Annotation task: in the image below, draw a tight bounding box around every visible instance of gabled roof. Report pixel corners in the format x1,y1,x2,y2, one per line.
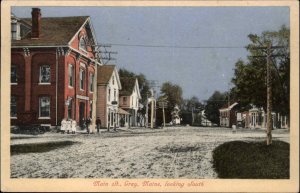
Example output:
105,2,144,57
119,77,141,98
97,65,121,88
12,16,89,47
119,77,136,96
219,102,239,111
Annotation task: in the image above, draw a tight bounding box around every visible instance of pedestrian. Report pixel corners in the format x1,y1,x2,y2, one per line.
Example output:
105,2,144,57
96,117,101,134
61,118,66,134
66,118,71,134
86,117,91,134
71,119,77,134
81,118,86,131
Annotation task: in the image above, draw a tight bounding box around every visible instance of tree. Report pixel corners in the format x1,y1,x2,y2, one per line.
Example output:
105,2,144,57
231,25,290,116
182,96,203,112
204,91,228,126
232,26,290,145
160,82,183,111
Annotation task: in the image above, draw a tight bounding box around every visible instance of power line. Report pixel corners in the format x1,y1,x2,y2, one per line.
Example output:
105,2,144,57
95,43,246,49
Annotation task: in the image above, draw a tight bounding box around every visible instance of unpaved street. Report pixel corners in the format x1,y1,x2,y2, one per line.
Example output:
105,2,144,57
10,126,289,178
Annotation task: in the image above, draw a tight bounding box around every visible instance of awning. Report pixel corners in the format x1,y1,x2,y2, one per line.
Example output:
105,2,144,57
118,108,130,115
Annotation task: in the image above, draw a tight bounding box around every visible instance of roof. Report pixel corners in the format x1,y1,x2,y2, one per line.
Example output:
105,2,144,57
97,65,115,84
219,102,239,111
118,108,130,115
12,16,89,47
119,77,136,96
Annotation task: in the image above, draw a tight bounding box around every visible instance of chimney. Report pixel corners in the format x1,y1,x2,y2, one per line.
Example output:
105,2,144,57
31,8,41,39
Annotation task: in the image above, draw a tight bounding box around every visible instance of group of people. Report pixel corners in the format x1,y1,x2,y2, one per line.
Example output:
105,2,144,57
61,117,102,134
61,119,77,134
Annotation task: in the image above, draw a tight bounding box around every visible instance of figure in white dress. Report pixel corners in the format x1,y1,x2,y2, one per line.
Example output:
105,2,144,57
71,120,77,134
66,119,71,134
61,119,66,134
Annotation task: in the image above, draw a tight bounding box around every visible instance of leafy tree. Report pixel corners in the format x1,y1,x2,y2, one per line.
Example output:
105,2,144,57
160,81,183,111
182,96,203,112
204,91,228,126
231,25,290,116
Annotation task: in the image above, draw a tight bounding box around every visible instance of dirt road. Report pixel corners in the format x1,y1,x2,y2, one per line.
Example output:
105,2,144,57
10,126,289,178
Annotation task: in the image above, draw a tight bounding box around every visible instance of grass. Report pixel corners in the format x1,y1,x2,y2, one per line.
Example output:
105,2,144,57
11,141,78,155
212,140,289,179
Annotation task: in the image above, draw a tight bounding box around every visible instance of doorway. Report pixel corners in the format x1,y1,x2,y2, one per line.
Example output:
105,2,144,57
79,102,85,128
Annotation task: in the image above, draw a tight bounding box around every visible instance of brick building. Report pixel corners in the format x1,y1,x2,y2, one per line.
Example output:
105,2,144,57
11,8,101,131
219,102,239,128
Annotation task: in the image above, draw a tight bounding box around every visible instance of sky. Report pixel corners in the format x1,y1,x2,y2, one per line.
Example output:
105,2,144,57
11,6,290,101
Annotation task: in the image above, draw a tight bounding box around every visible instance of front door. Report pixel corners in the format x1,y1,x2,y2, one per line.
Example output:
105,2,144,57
79,102,85,128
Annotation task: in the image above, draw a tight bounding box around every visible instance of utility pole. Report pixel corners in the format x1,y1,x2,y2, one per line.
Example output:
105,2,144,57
162,102,166,128
250,43,285,145
150,96,154,129
145,92,148,128
266,43,272,145
191,106,194,126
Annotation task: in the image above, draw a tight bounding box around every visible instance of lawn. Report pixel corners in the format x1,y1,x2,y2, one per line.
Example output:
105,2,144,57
212,140,289,179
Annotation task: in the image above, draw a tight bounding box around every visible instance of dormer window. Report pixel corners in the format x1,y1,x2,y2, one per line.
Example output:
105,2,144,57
79,37,87,52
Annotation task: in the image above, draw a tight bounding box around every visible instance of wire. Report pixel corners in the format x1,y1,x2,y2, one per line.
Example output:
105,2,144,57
97,43,246,49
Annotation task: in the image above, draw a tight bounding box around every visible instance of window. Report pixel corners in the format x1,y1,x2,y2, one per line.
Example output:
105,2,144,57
114,89,116,101
11,96,17,118
80,68,85,90
11,65,17,83
123,97,127,104
108,88,111,101
40,65,50,83
68,99,73,119
112,75,115,85
39,97,50,118
90,73,94,92
79,37,87,51
68,64,74,87
11,22,19,40
132,97,134,106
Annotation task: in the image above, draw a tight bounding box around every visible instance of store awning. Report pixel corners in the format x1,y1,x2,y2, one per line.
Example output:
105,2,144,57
118,108,130,115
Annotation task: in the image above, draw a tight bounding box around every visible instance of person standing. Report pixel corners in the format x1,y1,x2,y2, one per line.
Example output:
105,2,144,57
96,117,101,134
61,119,66,134
86,117,91,134
71,119,77,134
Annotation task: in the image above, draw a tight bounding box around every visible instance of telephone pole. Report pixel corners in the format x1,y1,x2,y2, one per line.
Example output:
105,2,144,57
266,43,272,145
250,43,285,145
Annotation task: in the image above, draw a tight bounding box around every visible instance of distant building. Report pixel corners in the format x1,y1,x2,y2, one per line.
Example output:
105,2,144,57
119,77,141,127
200,110,212,126
10,8,100,130
96,65,124,129
244,106,289,129
219,102,239,128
